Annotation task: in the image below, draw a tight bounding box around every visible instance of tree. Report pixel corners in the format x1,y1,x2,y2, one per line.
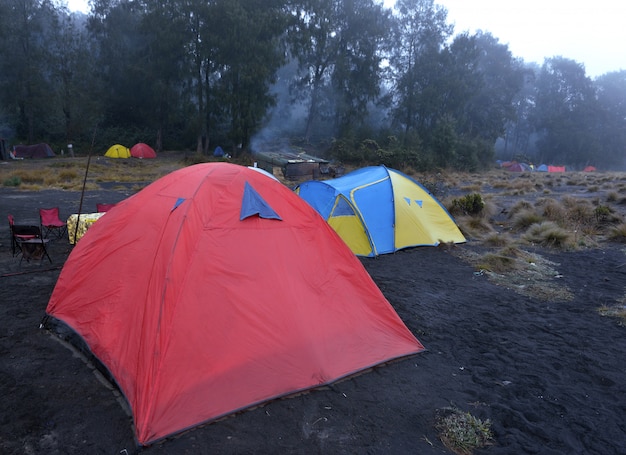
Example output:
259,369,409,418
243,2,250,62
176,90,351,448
388,0,452,149
500,63,539,159
136,0,191,151
48,8,98,144
88,1,148,133
288,0,390,143
594,70,626,169
532,57,601,168
330,0,390,137
210,0,289,152
461,32,524,144
0,0,58,142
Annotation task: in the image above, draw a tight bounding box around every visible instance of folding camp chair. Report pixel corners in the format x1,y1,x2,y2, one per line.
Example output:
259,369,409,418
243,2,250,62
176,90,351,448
39,207,68,240
8,215,52,265
96,203,116,213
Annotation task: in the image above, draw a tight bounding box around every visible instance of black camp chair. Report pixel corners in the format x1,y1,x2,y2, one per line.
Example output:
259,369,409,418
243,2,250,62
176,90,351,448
8,214,52,265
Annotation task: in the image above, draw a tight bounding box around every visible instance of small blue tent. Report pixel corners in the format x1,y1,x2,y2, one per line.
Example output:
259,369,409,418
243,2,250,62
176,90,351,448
294,166,465,257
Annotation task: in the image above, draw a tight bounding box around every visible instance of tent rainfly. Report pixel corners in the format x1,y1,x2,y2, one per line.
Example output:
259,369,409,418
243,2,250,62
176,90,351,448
13,143,55,158
294,165,466,257
44,162,424,446
130,142,156,159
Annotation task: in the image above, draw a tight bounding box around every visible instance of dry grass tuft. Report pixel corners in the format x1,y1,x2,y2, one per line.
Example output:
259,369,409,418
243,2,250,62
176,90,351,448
598,304,626,326
476,252,520,274
537,198,567,223
523,221,574,249
608,223,626,243
456,247,573,301
511,210,544,231
456,215,495,241
507,199,533,217
562,196,595,226
481,233,515,248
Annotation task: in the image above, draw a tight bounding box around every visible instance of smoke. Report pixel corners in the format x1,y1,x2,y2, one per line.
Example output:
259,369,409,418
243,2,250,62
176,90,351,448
250,60,308,154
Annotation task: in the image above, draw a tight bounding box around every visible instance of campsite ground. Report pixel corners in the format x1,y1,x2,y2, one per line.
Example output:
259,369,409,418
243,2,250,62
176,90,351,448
1,154,625,454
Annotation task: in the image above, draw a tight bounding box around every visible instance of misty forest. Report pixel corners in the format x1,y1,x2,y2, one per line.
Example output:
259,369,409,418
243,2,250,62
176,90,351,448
2,0,626,171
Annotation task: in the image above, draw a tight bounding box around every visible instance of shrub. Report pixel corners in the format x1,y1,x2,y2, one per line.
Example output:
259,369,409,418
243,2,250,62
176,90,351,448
436,408,493,455
450,193,485,216
3,175,21,187
594,205,612,223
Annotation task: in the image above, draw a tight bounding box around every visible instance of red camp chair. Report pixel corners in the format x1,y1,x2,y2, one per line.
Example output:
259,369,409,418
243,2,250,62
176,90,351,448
39,207,67,240
8,214,52,265
96,203,116,213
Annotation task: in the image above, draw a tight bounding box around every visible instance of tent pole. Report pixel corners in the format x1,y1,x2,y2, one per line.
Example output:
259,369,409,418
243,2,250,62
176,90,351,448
73,127,97,244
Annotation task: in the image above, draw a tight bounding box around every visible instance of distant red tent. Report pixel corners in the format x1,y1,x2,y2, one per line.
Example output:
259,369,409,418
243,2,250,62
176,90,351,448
503,161,524,172
548,165,566,172
13,143,55,159
583,166,597,172
130,142,156,159
45,162,424,446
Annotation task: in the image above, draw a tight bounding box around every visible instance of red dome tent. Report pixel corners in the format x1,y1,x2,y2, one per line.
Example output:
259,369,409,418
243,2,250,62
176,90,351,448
130,142,156,159
45,163,423,446
13,143,55,158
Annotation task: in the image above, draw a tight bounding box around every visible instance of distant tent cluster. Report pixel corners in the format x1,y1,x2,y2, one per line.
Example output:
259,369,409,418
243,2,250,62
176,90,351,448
499,161,566,172
499,161,597,173
536,164,566,172
105,143,156,159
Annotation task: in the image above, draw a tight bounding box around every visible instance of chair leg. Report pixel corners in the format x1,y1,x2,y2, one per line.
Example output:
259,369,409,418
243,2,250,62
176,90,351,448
42,242,52,264
16,240,52,266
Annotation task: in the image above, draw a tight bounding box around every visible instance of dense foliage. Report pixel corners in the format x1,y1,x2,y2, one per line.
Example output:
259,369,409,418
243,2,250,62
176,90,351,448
1,0,625,171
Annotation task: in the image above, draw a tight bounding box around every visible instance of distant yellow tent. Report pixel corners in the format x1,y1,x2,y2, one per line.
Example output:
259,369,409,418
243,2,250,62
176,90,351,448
105,144,131,158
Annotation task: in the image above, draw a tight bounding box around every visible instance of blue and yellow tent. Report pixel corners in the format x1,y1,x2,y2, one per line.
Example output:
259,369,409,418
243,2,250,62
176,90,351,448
295,165,465,257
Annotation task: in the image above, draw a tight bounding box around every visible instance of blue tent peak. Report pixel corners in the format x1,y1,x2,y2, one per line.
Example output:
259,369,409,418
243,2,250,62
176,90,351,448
171,198,185,211
240,182,282,221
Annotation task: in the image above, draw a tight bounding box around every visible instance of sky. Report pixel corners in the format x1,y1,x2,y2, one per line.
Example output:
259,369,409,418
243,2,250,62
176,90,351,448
432,0,625,78
66,0,625,78
66,0,89,14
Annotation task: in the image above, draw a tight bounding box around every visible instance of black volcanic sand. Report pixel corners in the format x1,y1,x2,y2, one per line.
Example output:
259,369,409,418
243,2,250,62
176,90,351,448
1,187,625,455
